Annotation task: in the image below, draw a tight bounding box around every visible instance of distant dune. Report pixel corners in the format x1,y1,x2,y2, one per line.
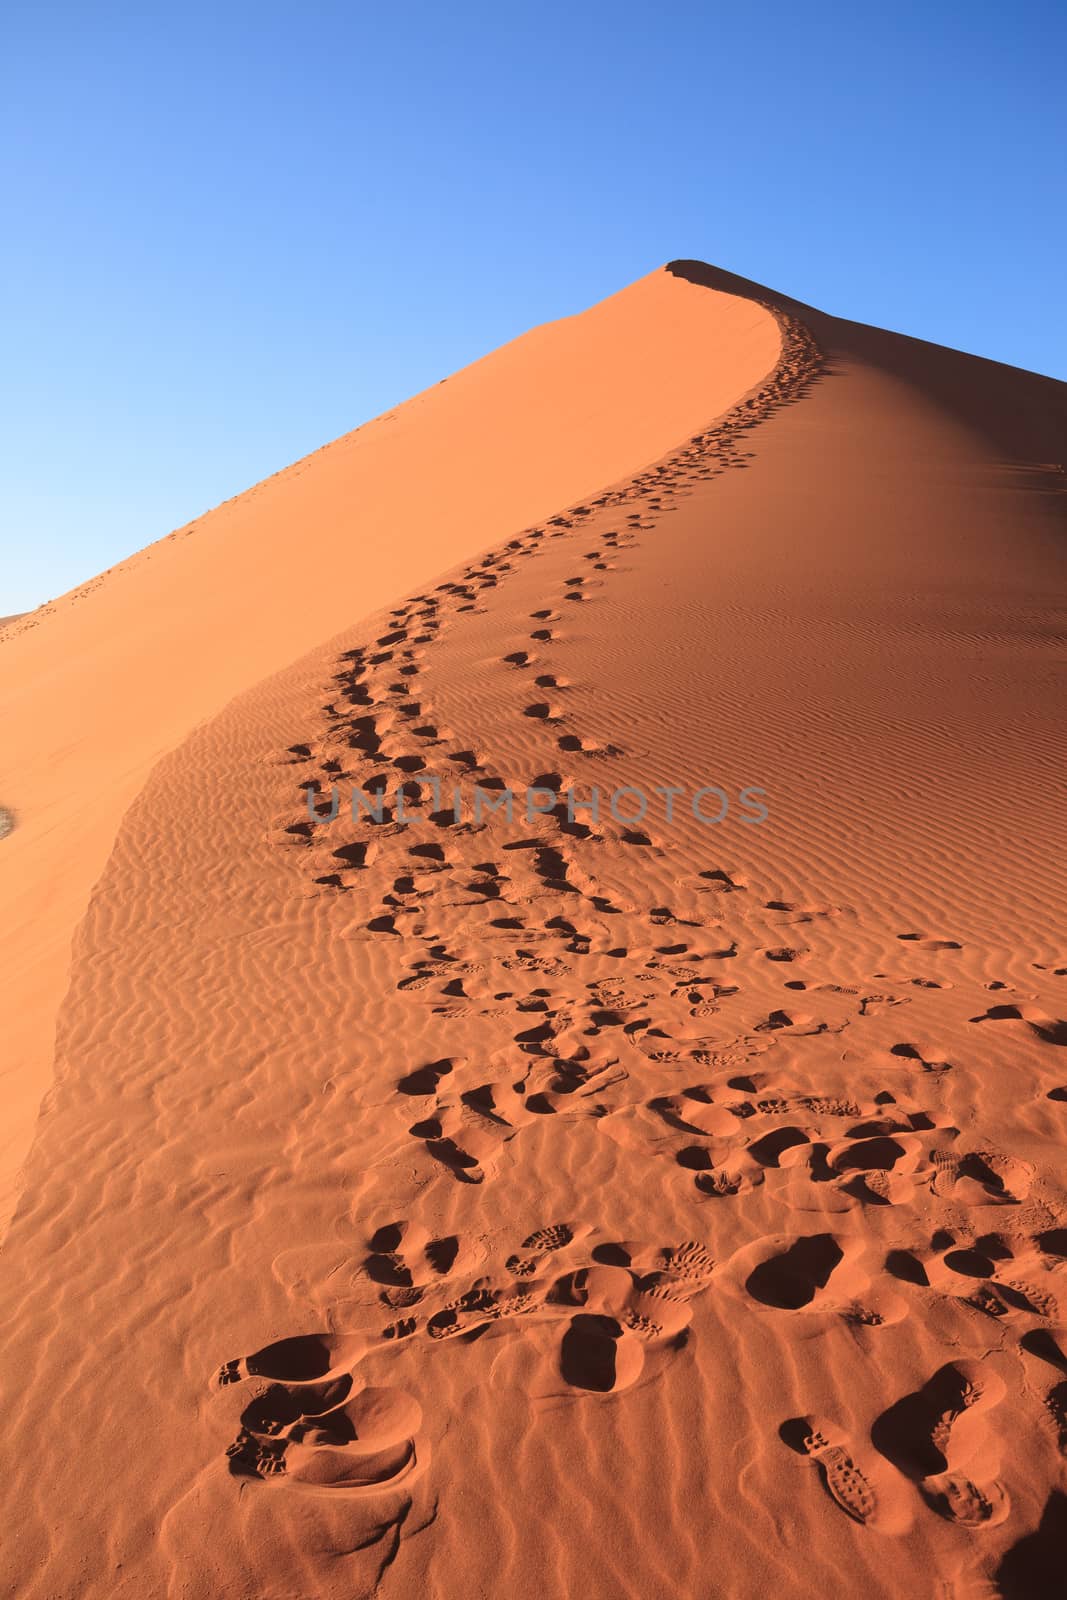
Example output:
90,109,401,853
1,263,1065,1600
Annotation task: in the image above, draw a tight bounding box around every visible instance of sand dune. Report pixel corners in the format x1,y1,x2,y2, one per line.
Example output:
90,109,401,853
1,262,1066,1599
0,269,779,1231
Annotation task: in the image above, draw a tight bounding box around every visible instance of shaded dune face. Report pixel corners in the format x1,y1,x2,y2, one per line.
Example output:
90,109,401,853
2,263,1066,1600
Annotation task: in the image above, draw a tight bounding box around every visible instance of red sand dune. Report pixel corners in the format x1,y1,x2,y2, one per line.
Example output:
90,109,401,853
1,263,1066,1599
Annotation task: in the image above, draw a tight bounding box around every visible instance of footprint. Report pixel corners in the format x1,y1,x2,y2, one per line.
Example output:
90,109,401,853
1045,1381,1067,1451
396,1058,456,1095
921,1472,1009,1527
930,1148,1034,1206
782,1417,878,1525
969,1005,1067,1048
560,1314,644,1393
506,1222,577,1276
229,1384,427,1496
427,1283,536,1340
826,1129,922,1205
896,933,963,951
888,1041,954,1073
754,1009,830,1035
872,1360,1006,1481
362,1219,465,1291
218,1332,365,1389
745,1234,844,1310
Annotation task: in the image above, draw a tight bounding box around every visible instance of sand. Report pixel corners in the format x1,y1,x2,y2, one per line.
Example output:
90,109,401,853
1,262,1065,1599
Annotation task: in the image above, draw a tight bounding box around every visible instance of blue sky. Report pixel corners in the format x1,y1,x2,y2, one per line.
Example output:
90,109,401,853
3,2,1065,615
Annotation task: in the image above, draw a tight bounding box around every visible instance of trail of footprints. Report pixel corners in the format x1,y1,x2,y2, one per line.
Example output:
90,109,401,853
225,305,1067,1562
280,301,824,866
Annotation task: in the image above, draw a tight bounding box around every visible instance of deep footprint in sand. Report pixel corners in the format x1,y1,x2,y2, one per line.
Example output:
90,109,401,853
920,1472,1009,1528
871,1359,1006,1483
929,1147,1034,1206
745,1234,846,1310
228,1383,428,1496
969,1004,1067,1048
560,1313,645,1393
362,1218,475,1299
218,1331,367,1390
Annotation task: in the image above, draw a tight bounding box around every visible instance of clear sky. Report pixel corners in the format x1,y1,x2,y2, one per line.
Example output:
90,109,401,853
3,2,1065,615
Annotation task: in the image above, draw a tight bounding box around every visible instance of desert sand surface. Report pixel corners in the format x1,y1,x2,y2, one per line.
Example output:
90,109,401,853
2,262,1066,1599
0,266,775,1234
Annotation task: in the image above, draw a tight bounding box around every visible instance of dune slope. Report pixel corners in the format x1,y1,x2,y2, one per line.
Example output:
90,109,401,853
2,264,1066,1600
0,268,779,1230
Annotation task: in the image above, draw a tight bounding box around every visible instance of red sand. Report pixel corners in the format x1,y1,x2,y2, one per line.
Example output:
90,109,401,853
1,263,1066,1598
